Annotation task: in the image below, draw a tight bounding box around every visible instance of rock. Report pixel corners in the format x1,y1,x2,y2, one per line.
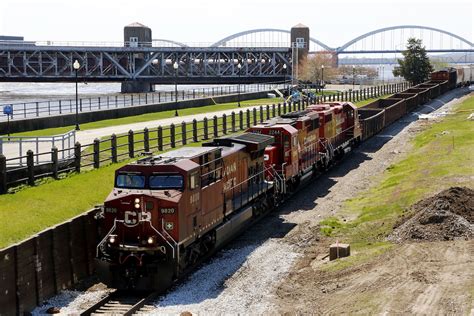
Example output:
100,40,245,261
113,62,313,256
46,307,60,314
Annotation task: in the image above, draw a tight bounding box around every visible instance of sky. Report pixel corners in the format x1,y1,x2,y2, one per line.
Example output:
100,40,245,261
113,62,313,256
0,0,472,47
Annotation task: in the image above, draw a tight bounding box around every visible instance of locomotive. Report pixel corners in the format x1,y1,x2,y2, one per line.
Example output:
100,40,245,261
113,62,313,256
95,101,362,290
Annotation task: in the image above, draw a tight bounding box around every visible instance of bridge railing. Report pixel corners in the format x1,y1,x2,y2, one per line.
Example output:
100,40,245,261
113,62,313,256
0,83,282,121
0,39,292,48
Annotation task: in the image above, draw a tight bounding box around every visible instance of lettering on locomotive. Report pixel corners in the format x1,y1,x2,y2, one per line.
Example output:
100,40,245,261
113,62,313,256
160,208,176,214
124,210,152,226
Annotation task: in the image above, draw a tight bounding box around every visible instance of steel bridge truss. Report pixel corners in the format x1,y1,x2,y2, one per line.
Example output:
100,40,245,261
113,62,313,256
0,46,292,84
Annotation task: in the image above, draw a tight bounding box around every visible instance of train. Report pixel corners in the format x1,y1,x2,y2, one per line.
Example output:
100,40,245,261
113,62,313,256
95,74,460,290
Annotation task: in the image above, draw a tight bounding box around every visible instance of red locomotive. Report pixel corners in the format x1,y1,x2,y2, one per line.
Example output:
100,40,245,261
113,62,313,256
96,101,362,290
96,133,274,289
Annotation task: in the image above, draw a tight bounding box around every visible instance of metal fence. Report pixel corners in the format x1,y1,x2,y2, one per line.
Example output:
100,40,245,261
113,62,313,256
0,82,410,194
0,83,283,121
0,130,76,165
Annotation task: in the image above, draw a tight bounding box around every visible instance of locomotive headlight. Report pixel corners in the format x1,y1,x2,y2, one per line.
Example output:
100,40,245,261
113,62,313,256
108,236,116,244
147,236,154,245
134,198,140,203
134,203,140,209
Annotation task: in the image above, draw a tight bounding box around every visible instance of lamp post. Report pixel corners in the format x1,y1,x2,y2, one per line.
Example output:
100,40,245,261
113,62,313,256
352,65,355,91
283,63,288,97
321,65,325,100
382,66,385,85
237,63,242,107
73,60,80,131
173,61,179,116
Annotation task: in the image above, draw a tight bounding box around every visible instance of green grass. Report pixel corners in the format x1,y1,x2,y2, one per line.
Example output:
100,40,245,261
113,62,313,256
9,97,284,137
320,95,474,269
355,94,392,107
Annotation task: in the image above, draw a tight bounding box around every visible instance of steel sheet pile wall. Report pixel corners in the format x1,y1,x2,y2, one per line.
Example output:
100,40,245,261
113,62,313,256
0,210,99,315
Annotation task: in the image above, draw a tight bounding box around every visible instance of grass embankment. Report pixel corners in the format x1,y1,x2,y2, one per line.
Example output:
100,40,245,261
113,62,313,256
354,94,392,107
0,93,394,248
319,95,474,271
11,97,284,137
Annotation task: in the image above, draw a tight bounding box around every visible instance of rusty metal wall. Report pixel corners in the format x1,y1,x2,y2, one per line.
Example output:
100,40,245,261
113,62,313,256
0,209,99,316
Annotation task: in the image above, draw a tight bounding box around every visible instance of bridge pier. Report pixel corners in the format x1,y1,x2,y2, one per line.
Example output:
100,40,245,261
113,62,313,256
121,82,155,93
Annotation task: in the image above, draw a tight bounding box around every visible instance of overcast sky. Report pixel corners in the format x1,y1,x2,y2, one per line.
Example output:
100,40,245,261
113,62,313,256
0,0,472,47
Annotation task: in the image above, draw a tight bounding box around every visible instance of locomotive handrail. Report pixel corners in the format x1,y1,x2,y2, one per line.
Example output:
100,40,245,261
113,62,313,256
96,219,119,258
160,219,178,258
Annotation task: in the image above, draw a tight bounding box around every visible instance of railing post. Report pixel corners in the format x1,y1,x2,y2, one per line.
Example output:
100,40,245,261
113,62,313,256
266,105,270,120
111,134,118,163
272,104,276,117
59,100,62,114
259,106,264,123
170,124,176,148
157,126,163,151
0,155,7,194
213,115,218,137
239,110,244,130
74,142,81,173
222,114,227,134
246,109,251,128
36,102,39,117
181,122,187,145
51,147,58,179
192,119,198,142
231,112,236,132
144,127,150,152
93,139,100,169
253,108,257,125
128,130,135,158
278,103,281,116
283,102,287,114
297,101,301,111
203,118,209,140
27,150,35,186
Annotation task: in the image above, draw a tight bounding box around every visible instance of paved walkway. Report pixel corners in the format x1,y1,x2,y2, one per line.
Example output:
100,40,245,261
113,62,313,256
0,103,269,161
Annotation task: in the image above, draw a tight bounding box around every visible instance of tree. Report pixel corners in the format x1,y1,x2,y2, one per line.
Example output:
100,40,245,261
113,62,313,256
298,54,337,84
393,38,433,84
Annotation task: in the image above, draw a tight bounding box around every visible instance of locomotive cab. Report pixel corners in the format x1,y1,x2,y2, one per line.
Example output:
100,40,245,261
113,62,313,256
247,124,299,180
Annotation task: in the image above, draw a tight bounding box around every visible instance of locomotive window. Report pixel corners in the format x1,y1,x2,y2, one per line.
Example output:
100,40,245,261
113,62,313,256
116,174,145,189
150,174,183,190
189,172,199,190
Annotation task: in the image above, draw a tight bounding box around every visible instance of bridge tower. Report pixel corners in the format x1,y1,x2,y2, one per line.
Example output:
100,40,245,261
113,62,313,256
290,23,309,82
121,22,154,93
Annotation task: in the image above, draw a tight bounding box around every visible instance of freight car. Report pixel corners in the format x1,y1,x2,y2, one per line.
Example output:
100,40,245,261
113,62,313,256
95,77,458,291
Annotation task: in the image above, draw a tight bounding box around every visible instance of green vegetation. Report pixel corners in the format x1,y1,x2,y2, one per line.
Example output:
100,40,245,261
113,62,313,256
354,94,392,107
321,95,474,270
11,97,284,137
393,37,434,85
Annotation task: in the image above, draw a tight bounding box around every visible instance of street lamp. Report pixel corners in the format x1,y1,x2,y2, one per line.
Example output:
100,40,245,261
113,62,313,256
283,64,288,97
237,63,242,107
382,66,385,85
173,61,179,116
352,65,355,91
321,65,325,100
73,60,81,131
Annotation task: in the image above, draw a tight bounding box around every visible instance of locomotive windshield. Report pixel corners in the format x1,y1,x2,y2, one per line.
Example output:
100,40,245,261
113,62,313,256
116,173,145,189
150,174,184,190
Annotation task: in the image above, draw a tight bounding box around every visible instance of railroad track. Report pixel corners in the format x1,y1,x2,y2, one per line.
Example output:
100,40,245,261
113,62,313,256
81,290,158,316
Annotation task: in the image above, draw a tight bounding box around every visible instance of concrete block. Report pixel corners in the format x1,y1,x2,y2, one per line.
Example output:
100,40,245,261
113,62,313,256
329,243,350,261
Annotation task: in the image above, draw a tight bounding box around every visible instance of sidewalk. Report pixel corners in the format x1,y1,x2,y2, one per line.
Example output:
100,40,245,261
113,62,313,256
1,104,267,160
